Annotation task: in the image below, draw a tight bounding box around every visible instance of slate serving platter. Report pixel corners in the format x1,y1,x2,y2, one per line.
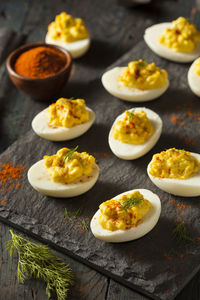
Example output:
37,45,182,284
0,40,200,300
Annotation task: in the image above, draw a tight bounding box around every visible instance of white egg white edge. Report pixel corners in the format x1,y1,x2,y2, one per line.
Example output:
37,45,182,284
144,23,200,63
27,159,99,198
147,152,200,196
32,107,95,141
45,33,90,58
108,107,162,160
188,58,200,97
101,67,169,102
90,188,161,243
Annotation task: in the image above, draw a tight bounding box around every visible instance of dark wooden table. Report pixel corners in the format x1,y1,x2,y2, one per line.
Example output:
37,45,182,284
0,0,200,299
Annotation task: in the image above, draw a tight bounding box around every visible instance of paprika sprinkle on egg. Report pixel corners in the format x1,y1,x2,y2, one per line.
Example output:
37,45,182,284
14,46,67,79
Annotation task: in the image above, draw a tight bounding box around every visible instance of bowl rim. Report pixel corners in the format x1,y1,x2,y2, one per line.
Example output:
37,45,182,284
6,42,72,81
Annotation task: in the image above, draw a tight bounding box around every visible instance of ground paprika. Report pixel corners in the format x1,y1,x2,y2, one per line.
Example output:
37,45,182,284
14,46,66,79
0,162,27,192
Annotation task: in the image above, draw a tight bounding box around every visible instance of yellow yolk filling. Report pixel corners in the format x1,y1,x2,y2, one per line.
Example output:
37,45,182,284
119,60,167,90
99,191,151,231
194,58,200,76
159,17,200,53
44,147,95,184
149,148,200,179
48,12,89,43
112,110,154,144
47,98,89,128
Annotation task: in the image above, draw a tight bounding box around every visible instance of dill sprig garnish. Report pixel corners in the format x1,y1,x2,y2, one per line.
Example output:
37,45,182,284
120,195,142,213
64,146,78,162
7,230,73,300
74,207,83,217
63,206,83,220
136,60,147,67
81,219,89,231
60,97,75,106
63,208,72,221
61,97,74,104
66,97,74,102
62,207,88,233
172,221,195,246
127,109,135,120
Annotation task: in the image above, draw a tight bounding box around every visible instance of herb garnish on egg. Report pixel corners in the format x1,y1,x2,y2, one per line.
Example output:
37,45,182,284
28,147,99,197
127,109,135,120
64,145,78,162
144,17,200,63
90,189,161,243
101,59,169,102
108,108,162,160
45,12,90,58
147,148,200,196
61,97,74,104
120,194,143,212
32,97,95,141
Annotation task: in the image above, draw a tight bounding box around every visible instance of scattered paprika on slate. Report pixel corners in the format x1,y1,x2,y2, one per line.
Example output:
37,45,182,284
14,46,66,79
0,162,27,192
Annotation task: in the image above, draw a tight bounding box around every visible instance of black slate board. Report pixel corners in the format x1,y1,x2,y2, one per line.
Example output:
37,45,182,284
0,41,200,300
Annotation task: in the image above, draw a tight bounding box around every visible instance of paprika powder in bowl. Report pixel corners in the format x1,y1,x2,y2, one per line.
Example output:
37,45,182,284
6,42,72,101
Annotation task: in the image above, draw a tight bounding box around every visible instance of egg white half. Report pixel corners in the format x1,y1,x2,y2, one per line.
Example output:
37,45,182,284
144,23,200,63
45,33,90,58
147,152,200,196
90,188,161,243
188,58,200,97
108,107,162,160
32,107,95,141
101,67,169,102
28,159,99,198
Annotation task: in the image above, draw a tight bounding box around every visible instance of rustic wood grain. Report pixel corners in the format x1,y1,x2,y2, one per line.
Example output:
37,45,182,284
0,223,108,300
108,279,149,300
0,0,200,299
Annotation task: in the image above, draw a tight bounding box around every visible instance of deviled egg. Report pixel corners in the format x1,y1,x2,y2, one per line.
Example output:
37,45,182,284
28,147,99,198
102,59,169,102
45,12,90,58
147,148,200,196
90,189,161,243
109,107,162,160
144,17,200,63
32,97,95,141
188,57,200,97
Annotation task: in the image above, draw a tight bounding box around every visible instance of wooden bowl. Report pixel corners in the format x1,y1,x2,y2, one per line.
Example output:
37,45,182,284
6,42,72,101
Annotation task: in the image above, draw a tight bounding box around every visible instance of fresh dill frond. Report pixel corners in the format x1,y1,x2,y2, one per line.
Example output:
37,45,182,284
7,230,73,300
127,109,135,120
81,219,88,232
61,97,74,104
185,17,191,22
63,208,72,221
136,60,147,67
120,195,142,213
67,97,74,101
74,207,83,217
172,221,195,246
64,146,78,162
66,97,74,102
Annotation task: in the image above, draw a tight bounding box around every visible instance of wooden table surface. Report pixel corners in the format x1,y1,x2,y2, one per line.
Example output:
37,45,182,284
0,0,200,299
